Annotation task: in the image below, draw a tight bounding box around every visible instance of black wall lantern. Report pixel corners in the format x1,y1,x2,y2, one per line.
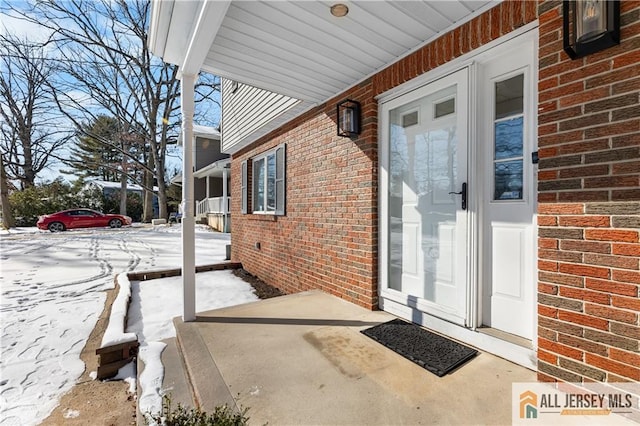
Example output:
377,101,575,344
563,0,620,59
337,99,361,138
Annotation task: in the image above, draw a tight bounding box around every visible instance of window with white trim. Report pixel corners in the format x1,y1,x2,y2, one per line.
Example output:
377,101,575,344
241,144,286,215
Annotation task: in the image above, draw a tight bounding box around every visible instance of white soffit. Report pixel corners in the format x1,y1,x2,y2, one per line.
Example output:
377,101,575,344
152,0,495,104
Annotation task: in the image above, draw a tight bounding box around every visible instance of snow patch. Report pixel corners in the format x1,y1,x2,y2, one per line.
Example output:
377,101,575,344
63,409,80,419
100,273,138,348
112,361,137,394
138,342,167,419
1,226,237,425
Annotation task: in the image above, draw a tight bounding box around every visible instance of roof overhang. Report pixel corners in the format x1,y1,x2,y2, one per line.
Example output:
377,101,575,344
172,158,231,184
193,158,231,179
150,0,495,150
177,124,220,146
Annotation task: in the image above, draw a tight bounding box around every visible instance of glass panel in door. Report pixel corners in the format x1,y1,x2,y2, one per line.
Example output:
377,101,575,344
387,70,468,324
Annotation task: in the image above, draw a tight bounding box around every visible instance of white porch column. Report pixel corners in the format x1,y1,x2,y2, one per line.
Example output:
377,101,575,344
206,175,211,199
181,73,196,322
222,166,229,232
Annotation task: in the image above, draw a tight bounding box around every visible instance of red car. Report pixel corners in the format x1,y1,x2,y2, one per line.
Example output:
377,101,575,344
37,209,132,232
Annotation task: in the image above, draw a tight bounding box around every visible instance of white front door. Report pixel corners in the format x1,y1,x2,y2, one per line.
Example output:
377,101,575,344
478,41,536,340
384,69,469,326
380,31,537,344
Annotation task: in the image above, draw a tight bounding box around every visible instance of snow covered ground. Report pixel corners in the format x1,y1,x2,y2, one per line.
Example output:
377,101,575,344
0,224,258,426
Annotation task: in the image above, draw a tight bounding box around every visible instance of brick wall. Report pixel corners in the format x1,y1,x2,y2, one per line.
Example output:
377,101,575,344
536,1,640,382
230,0,537,310
230,83,379,309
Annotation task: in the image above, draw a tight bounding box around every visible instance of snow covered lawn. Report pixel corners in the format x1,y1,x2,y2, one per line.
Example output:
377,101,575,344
0,224,258,426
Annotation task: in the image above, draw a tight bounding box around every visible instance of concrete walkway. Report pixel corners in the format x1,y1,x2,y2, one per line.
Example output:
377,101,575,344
171,290,536,425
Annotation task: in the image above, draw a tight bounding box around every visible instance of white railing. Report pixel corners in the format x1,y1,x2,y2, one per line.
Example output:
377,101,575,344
196,196,230,216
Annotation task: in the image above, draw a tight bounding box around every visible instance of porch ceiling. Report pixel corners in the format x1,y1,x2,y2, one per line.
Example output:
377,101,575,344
150,0,495,104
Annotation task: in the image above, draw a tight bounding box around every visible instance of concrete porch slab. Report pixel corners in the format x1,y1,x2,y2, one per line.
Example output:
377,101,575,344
173,290,536,425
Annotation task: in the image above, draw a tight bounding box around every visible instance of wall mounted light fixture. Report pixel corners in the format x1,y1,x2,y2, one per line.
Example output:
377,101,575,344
563,0,620,59
337,99,361,138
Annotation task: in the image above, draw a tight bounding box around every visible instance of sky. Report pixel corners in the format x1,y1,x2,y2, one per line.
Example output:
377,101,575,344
0,224,259,425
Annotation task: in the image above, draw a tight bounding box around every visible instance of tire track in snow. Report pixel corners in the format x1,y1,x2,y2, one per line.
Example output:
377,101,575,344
118,237,141,271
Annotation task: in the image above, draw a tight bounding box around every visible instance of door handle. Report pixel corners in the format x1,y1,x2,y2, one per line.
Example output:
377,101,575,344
448,182,467,210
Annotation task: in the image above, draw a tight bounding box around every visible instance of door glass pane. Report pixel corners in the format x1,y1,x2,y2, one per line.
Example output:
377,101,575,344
495,74,523,119
494,160,523,200
389,120,406,292
402,111,418,128
434,98,455,118
388,84,458,300
494,117,523,160
493,73,524,201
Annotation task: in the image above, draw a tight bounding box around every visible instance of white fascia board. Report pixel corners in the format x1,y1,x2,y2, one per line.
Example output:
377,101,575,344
177,124,220,145
193,125,220,139
181,0,231,76
193,158,231,178
163,1,202,67
148,0,174,58
170,174,183,185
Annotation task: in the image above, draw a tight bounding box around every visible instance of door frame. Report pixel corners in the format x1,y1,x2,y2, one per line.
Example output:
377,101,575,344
377,22,539,369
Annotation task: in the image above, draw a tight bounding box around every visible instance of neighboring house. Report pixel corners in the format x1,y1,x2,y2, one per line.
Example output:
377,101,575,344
84,180,159,218
171,125,231,232
150,1,640,384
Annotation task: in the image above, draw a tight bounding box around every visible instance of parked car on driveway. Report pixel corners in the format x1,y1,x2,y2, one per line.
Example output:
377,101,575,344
168,212,182,223
37,209,132,232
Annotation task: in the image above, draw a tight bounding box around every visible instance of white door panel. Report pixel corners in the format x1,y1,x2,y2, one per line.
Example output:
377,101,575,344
479,40,536,340
492,225,525,299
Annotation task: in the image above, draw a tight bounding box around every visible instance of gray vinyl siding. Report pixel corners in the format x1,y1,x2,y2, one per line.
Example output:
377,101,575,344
221,78,301,153
194,136,226,171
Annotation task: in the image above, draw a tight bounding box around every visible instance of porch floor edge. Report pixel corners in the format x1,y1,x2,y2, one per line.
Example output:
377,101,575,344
172,316,238,414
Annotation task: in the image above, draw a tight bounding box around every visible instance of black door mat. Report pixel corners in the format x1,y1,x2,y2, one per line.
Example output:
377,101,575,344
361,318,478,377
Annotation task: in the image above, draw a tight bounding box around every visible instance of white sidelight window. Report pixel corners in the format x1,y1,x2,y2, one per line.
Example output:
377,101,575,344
242,144,286,215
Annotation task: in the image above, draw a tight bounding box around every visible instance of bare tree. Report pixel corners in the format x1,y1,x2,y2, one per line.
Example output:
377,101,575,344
9,0,220,221
1,154,16,229
0,33,68,189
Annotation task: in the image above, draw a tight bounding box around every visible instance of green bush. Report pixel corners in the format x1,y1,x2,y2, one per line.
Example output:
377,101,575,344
9,179,86,226
145,395,249,426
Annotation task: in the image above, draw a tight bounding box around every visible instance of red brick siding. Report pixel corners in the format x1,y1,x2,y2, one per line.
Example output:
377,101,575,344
231,94,379,309
537,1,640,382
231,0,538,309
